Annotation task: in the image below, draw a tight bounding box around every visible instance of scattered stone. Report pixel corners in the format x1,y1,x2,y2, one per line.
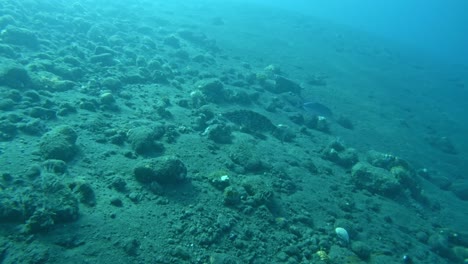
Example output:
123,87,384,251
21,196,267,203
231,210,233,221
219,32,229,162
203,124,232,144
29,107,57,120
209,253,241,264
0,121,16,141
164,35,181,48
265,76,301,94
39,125,78,161
351,162,401,197
89,53,115,66
0,98,15,110
99,92,115,105
110,197,123,207
224,109,276,133
197,78,225,103
351,241,371,260
367,150,410,170
101,77,122,91
0,59,30,89
451,180,468,201
322,141,359,168
127,125,165,155
428,233,451,258
207,171,231,190
18,118,46,135
72,182,96,206
42,159,67,174
426,136,457,154
305,115,330,132
122,238,140,256
223,186,242,206
0,25,38,48
134,156,187,184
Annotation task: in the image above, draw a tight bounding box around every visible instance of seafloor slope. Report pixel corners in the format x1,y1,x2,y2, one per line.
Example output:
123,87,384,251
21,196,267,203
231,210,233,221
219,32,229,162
0,1,467,263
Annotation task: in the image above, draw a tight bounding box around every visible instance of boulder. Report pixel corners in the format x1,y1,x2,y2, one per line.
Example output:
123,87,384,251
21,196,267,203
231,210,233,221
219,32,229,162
351,162,401,197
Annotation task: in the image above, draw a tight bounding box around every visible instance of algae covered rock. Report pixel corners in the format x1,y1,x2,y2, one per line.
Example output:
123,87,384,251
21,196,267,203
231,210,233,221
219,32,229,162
134,156,187,184
268,75,302,94
241,176,275,209
0,25,39,48
365,150,423,200
223,109,276,133
197,78,225,103
39,125,78,161
0,59,31,89
127,125,165,155
366,150,410,170
322,140,358,168
351,162,401,197
0,172,79,233
203,123,232,144
451,180,468,201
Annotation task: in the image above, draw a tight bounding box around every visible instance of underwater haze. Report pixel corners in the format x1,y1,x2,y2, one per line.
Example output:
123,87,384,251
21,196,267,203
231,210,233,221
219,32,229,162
255,0,468,65
0,0,467,263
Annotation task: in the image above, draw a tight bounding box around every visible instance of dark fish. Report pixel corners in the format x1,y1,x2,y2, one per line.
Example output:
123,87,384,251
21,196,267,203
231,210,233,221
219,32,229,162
302,102,333,117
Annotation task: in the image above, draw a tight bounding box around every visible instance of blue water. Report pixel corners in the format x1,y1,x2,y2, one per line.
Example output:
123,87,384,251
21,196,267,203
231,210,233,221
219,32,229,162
254,0,468,65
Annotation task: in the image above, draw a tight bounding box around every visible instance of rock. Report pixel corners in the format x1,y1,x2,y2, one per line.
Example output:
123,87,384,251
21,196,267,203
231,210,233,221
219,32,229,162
0,98,15,110
0,25,39,48
89,53,114,66
207,171,231,190
24,208,55,233
110,197,123,207
197,78,225,103
25,173,79,232
0,59,30,89
351,241,371,260
0,121,16,141
29,107,57,120
351,162,401,197
122,238,140,256
451,180,468,200
133,156,187,184
101,77,122,91
203,124,232,144
39,125,78,161
52,80,75,91
209,253,241,264
366,150,411,170
267,76,301,94
223,186,242,206
99,92,115,105
223,109,276,133
163,35,181,48
242,176,275,208
127,125,165,155
0,15,16,29
42,159,67,174
428,233,451,258
18,118,46,136
305,115,330,133
426,136,457,154
322,141,359,168
73,182,96,206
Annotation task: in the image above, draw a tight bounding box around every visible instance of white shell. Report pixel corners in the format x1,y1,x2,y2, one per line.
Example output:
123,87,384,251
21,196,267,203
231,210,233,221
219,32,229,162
335,227,349,244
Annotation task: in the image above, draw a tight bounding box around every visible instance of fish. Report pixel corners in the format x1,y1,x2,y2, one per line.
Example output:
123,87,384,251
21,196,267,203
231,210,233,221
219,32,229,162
302,101,333,118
